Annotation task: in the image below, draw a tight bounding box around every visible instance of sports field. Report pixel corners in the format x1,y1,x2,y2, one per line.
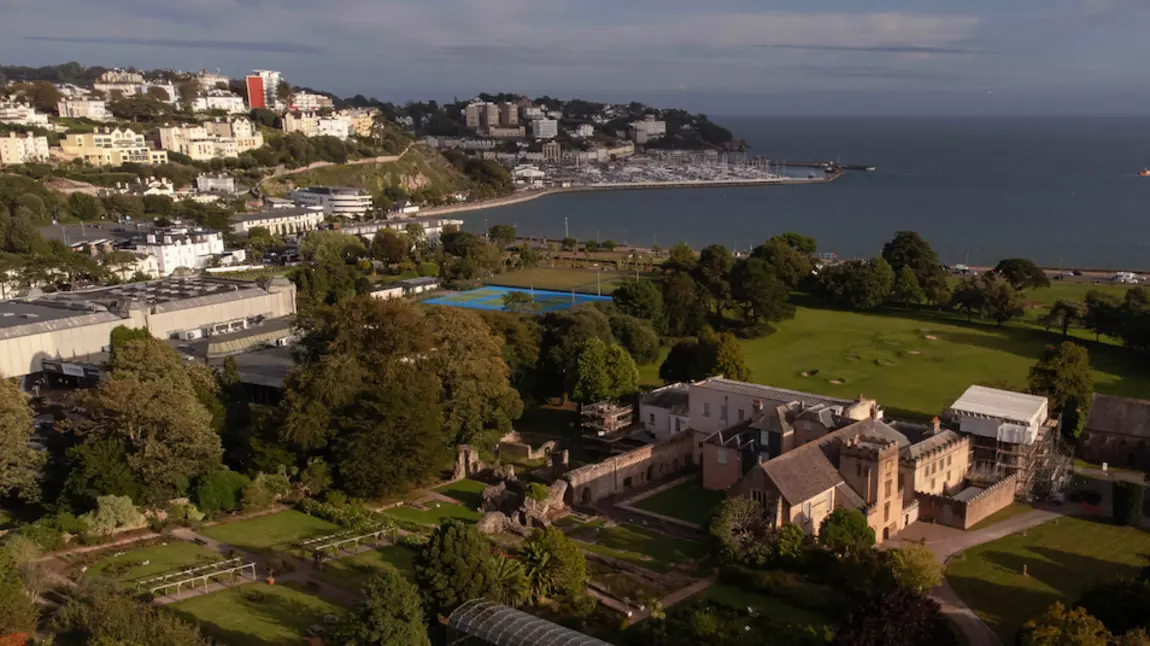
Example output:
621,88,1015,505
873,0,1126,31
424,285,612,313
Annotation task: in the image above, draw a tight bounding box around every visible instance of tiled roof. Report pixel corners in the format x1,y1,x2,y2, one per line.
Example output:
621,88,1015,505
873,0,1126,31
1085,394,1150,439
903,430,964,461
763,447,844,506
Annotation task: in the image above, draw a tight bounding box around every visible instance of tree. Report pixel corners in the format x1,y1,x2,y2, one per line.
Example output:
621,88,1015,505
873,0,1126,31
887,541,942,592
502,291,538,315
488,224,517,248
694,244,735,316
415,520,498,616
371,229,409,266
572,338,636,404
67,192,105,221
708,497,771,564
752,237,813,288
818,509,875,555
608,313,661,365
51,585,210,645
537,305,615,398
1112,481,1145,526
300,230,365,264
950,273,1025,325
1043,300,1086,337
521,526,586,600
1018,602,1111,646
881,231,946,289
817,258,894,310
82,495,145,535
833,586,956,646
605,342,640,400
194,469,251,514
662,271,709,337
0,375,42,502
891,266,924,306
489,555,529,607
702,326,752,382
777,232,817,255
335,569,430,645
0,546,36,638
612,278,664,328
1028,342,1094,438
730,257,794,330
478,311,542,393
561,237,577,251
1083,290,1124,341
995,258,1051,290
659,340,708,384
12,80,61,113
665,242,697,273
1079,577,1150,637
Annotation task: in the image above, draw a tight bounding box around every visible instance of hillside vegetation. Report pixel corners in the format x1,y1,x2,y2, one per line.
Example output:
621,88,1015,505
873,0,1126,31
261,145,472,199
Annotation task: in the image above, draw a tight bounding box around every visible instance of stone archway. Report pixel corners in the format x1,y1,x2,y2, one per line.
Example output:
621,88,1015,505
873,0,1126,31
581,487,592,505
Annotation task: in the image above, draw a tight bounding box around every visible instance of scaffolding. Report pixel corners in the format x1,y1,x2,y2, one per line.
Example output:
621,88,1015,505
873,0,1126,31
581,402,633,438
969,418,1072,499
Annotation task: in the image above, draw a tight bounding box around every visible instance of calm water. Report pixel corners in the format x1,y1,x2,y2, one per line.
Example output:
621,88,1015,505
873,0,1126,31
460,117,1150,269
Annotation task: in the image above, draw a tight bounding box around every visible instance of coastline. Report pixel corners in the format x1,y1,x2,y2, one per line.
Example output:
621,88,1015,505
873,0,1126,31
419,173,840,217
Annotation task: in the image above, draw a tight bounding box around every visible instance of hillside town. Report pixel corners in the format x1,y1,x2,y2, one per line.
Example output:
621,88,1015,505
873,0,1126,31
0,62,1147,646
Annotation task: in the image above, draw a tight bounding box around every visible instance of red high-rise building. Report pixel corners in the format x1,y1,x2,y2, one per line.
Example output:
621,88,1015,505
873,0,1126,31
245,75,266,109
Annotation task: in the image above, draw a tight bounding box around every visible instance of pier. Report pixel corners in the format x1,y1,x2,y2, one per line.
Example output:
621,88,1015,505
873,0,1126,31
785,161,876,172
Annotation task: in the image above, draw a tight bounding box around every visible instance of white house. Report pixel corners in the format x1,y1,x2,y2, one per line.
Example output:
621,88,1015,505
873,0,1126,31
192,91,247,115
370,284,405,300
231,207,325,236
290,186,371,218
0,101,49,127
530,119,558,140
291,92,335,111
57,98,109,121
196,174,237,195
0,132,50,165
133,228,226,276
283,112,352,140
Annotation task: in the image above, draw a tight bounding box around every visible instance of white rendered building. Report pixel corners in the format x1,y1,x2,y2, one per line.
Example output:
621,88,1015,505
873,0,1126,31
133,228,226,275
0,132,50,165
231,207,325,235
0,101,49,127
530,119,558,140
289,186,371,217
192,91,247,114
57,98,109,121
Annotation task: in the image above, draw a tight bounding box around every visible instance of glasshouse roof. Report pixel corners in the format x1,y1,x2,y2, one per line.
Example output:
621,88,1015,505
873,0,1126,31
446,599,614,646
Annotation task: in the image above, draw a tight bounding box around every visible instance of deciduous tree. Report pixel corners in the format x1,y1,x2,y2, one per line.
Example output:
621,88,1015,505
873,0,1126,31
694,244,735,316
612,278,665,328
1042,300,1086,337
887,541,942,592
731,257,795,329
0,375,42,503
1018,602,1111,646
415,520,498,616
751,237,813,288
833,586,955,646
995,258,1051,290
818,509,875,555
662,271,709,337
881,231,946,290
891,266,924,306
708,497,771,563
1028,342,1094,438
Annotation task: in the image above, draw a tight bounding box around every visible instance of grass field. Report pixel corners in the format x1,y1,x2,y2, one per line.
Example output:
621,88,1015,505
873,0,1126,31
631,480,727,526
432,479,487,509
486,267,638,295
704,583,832,629
318,544,419,593
946,517,1150,642
86,541,221,583
570,520,709,573
172,582,342,646
382,500,482,526
426,285,612,313
640,306,1150,419
200,511,340,554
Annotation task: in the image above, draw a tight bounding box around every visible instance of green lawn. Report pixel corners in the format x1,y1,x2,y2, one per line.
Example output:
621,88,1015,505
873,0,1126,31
704,583,831,629
631,480,727,526
86,541,222,583
200,511,340,554
171,582,343,646
433,479,487,510
573,522,708,573
946,517,1150,642
639,306,1150,419
487,267,631,294
382,500,482,526
318,544,419,593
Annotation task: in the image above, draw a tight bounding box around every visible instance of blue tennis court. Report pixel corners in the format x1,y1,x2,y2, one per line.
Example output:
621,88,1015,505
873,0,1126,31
424,285,612,313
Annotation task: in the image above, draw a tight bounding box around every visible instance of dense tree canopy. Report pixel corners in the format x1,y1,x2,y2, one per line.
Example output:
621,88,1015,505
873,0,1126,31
881,231,946,290
612,278,665,329
336,569,431,646
819,509,875,555
833,586,956,646
0,376,42,503
415,520,498,616
1018,602,1111,646
1028,342,1094,438
817,258,894,310
751,237,813,288
995,258,1051,290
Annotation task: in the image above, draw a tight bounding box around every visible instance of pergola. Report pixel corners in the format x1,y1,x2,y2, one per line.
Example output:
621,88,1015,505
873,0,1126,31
446,599,613,646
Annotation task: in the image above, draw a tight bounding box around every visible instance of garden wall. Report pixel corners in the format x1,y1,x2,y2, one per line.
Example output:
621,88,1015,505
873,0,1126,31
563,431,696,506
915,474,1017,530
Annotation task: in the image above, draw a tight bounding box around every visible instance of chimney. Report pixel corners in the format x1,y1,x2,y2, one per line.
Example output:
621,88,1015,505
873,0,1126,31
931,416,941,434
857,394,865,403
870,404,878,420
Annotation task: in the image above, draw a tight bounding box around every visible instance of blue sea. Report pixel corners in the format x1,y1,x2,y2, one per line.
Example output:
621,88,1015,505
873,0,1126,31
460,117,1150,269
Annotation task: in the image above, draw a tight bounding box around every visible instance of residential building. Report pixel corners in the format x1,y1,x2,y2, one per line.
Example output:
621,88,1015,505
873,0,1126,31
397,276,440,295
465,102,499,130
486,126,525,139
196,70,230,91
0,101,49,127
521,106,544,121
946,385,1069,495
1078,394,1150,471
338,217,463,244
289,186,371,217
54,84,91,99
542,141,562,163
97,69,145,85
573,123,595,138
204,117,263,152
0,132,50,165
512,165,546,185
118,177,176,198
370,284,404,300
60,128,169,166
631,115,667,144
191,91,247,114
530,119,558,140
92,73,176,102
282,112,352,140
639,384,691,440
339,108,378,137
291,92,335,111
245,70,281,110
499,102,518,126
196,174,237,194
132,227,226,275
57,98,109,121
0,276,297,384
231,207,325,236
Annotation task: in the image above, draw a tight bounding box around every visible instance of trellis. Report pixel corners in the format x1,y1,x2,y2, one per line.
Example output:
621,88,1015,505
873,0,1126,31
133,557,244,591
306,526,395,560
146,561,258,597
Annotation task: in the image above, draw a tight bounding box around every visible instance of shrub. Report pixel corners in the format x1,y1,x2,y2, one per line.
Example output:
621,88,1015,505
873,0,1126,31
401,533,429,549
526,483,551,502
81,496,145,536
297,498,393,532
719,564,842,613
1113,482,1145,526
195,469,251,514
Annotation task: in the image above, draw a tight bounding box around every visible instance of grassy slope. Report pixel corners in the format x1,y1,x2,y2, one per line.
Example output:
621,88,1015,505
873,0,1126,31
261,145,471,198
199,511,339,553
171,582,342,646
947,517,1150,642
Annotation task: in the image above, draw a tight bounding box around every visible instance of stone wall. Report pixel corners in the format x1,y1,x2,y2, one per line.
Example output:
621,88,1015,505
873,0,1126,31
915,474,1018,530
563,431,696,506
498,431,558,462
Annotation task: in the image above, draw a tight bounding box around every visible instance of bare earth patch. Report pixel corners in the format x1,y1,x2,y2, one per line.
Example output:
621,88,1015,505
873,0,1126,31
800,369,820,377
907,350,921,355
829,378,846,385
924,334,938,340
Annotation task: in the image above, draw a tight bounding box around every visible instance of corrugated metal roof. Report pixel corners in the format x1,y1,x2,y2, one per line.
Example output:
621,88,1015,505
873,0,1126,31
949,385,1047,424
693,378,854,408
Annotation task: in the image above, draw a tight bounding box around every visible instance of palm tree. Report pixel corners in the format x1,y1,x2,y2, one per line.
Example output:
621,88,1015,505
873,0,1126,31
489,555,529,608
519,542,556,601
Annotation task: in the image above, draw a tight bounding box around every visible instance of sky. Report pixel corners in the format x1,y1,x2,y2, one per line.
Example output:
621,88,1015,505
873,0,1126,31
3,0,1150,115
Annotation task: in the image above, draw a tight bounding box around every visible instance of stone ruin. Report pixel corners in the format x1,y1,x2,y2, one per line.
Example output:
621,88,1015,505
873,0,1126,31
452,444,484,481
476,479,570,536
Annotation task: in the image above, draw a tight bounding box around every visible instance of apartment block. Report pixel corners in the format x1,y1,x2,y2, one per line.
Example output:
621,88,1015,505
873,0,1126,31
530,119,558,140
283,112,352,140
291,92,335,111
60,128,169,166
0,132,50,165
192,91,247,114
499,102,519,126
158,118,263,161
57,98,110,121
0,101,49,127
